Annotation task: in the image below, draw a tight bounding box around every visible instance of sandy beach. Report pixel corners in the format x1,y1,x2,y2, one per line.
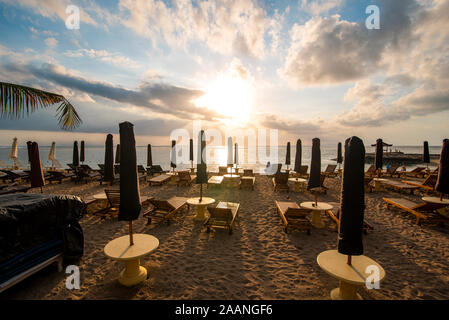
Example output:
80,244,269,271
1,173,448,300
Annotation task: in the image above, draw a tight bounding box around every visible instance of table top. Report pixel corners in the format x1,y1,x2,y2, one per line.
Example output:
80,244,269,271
289,178,307,183
373,178,387,181
166,171,177,176
187,197,215,206
93,192,107,200
317,250,385,286
223,174,240,179
301,201,333,211
104,234,159,261
422,196,449,205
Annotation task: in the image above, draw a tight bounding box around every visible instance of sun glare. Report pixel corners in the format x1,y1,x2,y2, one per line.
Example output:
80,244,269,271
195,74,253,123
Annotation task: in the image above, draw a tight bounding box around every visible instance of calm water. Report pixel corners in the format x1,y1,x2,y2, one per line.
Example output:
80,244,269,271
0,144,440,173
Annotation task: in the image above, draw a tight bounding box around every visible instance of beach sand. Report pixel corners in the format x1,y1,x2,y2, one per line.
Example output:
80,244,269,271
1,174,449,300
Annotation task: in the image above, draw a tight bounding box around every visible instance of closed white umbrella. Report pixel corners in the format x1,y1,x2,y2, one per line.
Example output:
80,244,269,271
9,137,18,168
234,143,239,166
48,142,57,168
227,137,233,176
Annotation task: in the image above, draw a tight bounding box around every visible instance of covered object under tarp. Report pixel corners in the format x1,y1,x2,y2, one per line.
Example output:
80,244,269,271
0,193,85,285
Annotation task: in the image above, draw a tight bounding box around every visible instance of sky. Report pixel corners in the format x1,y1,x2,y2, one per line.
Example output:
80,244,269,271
0,0,448,147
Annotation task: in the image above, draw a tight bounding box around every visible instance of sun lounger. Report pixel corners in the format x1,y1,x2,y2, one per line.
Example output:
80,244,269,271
322,164,337,177
402,174,437,192
240,176,255,190
0,185,31,195
364,177,373,193
218,166,228,175
148,173,171,186
383,165,400,178
96,189,152,219
377,179,418,194
147,165,166,176
365,165,376,177
309,174,329,194
0,170,30,183
291,165,309,178
73,168,101,184
47,170,75,184
243,169,254,177
207,175,224,188
144,196,189,225
325,202,373,234
272,172,289,192
399,167,426,178
177,170,196,186
383,197,449,225
205,201,240,234
275,201,312,235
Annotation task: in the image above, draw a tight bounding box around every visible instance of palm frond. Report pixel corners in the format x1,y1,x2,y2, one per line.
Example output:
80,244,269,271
0,82,82,130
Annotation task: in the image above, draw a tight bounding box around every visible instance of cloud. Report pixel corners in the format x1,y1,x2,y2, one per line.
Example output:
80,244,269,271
64,49,142,69
260,114,322,134
118,0,280,58
44,37,58,48
300,0,344,15
280,0,419,87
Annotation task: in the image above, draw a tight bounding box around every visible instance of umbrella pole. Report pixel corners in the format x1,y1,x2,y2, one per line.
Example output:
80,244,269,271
314,191,318,206
347,255,352,266
40,187,43,193
129,221,134,246
441,193,444,202
200,184,203,202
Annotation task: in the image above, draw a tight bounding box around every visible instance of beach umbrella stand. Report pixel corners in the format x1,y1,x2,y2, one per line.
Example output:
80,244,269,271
436,139,449,201
103,122,159,287
285,142,291,173
423,141,430,174
9,137,19,169
316,136,386,300
189,139,194,174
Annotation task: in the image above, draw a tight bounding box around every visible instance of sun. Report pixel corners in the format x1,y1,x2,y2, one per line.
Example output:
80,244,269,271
195,74,253,123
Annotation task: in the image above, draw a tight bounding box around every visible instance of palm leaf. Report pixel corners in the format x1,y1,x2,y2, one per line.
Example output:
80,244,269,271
0,82,82,130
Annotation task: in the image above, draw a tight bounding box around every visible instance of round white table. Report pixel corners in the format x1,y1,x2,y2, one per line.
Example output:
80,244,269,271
289,178,307,192
317,250,385,300
301,201,333,228
187,197,215,221
422,196,449,205
104,234,159,287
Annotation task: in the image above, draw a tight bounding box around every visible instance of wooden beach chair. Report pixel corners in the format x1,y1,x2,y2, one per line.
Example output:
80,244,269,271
325,202,373,234
0,185,31,196
291,165,309,178
148,173,171,186
322,164,337,177
383,165,400,178
378,179,418,194
272,172,289,192
147,165,166,176
275,201,312,235
207,175,224,189
243,169,254,176
144,197,189,225
240,176,255,190
383,197,449,225
73,167,101,184
47,170,75,184
205,202,240,234
95,189,152,219
177,170,196,186
310,174,329,194
364,177,373,193
399,167,426,178
0,170,29,183
365,165,376,177
218,166,228,175
402,174,437,193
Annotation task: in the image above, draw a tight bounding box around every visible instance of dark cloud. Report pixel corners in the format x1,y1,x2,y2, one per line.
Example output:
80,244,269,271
260,114,322,134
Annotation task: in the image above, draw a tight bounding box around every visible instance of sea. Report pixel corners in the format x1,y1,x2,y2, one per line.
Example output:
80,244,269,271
0,144,441,173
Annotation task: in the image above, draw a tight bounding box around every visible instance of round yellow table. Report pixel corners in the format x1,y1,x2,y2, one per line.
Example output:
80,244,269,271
300,201,333,228
288,178,307,192
317,250,385,300
372,178,386,192
167,171,177,183
187,197,215,221
104,234,159,287
422,196,449,205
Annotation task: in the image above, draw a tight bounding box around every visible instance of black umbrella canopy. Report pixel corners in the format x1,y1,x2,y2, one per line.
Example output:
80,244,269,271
104,134,115,183
435,139,449,195
337,142,343,164
30,142,45,189
119,122,141,221
189,139,194,162
423,141,430,164
338,136,366,256
115,144,121,164
147,144,153,167
72,141,79,167
80,141,85,162
307,138,321,190
294,139,302,172
26,141,33,164
286,142,291,166
374,138,383,170
196,130,208,184
170,140,177,169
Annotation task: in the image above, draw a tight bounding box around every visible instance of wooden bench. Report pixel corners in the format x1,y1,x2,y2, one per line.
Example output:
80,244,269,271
148,174,171,186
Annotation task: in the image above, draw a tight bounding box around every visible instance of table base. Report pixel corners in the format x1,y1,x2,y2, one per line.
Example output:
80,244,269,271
330,281,363,300
118,258,147,287
311,211,325,228
194,205,207,221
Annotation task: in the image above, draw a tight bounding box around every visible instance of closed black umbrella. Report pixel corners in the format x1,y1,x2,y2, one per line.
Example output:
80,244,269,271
147,144,153,167
286,142,291,169
115,144,121,164
30,141,45,192
104,134,115,184
374,138,383,174
308,138,321,205
435,139,449,200
337,142,343,164
80,141,85,163
170,140,177,172
294,139,302,173
73,141,79,167
26,141,33,165
119,121,141,246
189,139,194,169
423,141,430,166
196,130,208,201
338,136,366,265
